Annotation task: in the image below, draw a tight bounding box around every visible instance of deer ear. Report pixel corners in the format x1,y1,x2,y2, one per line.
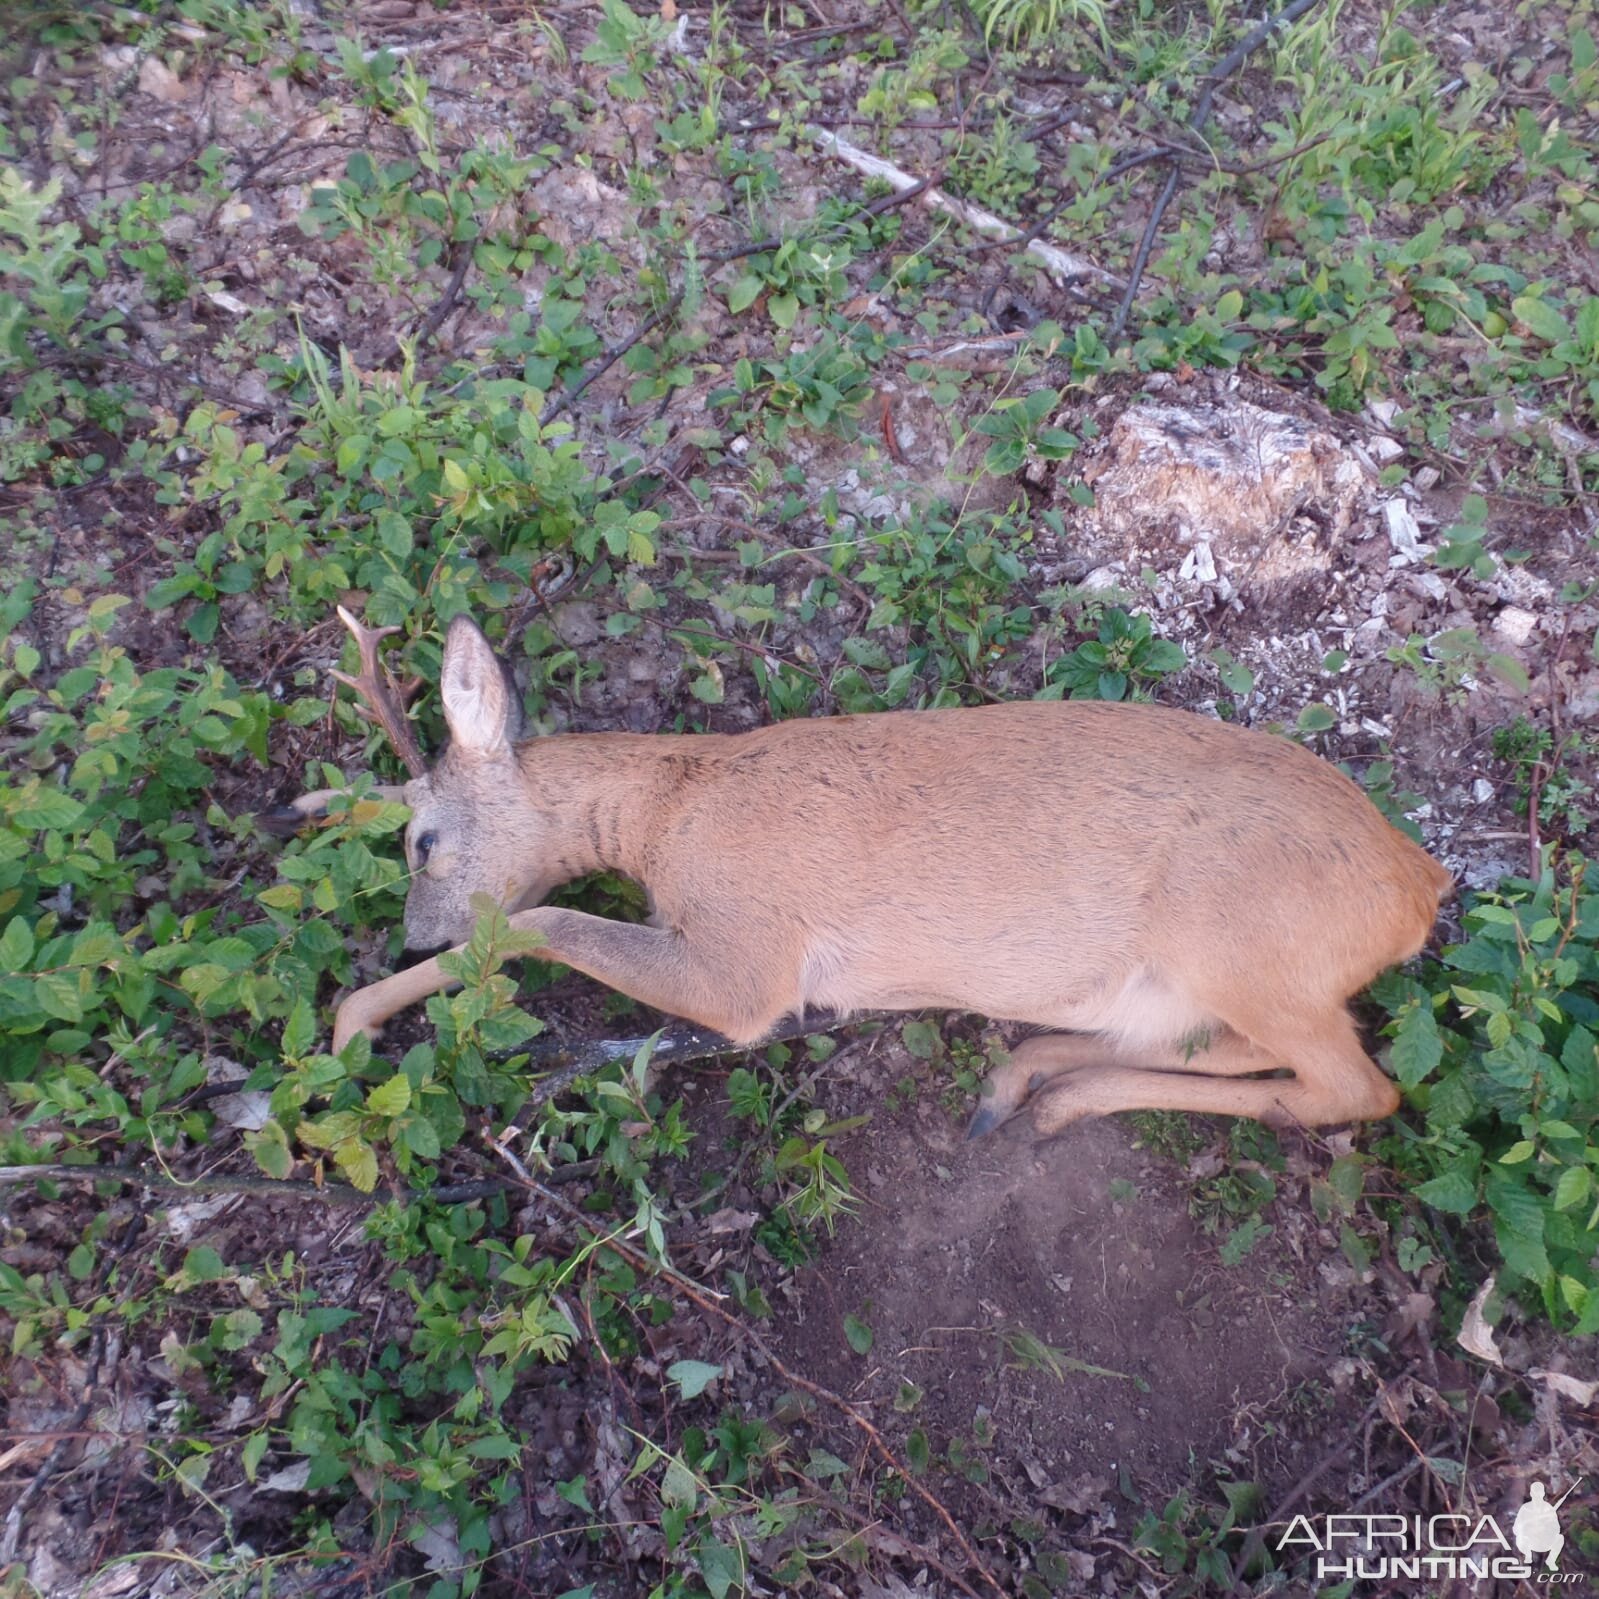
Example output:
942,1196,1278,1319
440,615,522,754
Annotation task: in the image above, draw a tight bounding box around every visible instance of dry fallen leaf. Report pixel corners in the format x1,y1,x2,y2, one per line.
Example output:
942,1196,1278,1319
1528,1368,1599,1406
1457,1275,1504,1366
137,56,188,103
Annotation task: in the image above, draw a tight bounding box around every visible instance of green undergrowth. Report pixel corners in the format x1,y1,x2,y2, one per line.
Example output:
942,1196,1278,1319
1375,853,1599,1334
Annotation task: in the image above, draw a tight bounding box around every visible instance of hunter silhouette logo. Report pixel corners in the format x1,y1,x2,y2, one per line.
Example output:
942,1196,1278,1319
1513,1479,1579,1572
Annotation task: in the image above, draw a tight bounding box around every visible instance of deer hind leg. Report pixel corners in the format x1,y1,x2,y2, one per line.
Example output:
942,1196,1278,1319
1025,1010,1398,1135
968,1028,1278,1138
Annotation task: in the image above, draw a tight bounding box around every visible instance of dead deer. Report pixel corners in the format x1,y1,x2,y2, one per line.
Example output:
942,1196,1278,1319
263,606,1452,1137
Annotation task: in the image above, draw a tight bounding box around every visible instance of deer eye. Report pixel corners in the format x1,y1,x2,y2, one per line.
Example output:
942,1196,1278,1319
414,830,437,867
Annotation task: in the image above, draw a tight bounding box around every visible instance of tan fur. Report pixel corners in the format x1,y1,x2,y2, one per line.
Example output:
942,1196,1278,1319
318,616,1452,1134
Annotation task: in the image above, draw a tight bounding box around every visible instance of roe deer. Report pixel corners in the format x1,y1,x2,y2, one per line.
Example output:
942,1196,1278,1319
264,607,1452,1136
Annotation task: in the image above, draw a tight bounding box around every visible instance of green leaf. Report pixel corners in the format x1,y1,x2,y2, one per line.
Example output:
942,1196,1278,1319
726,274,763,314
666,1359,722,1399
698,1537,742,1599
1141,639,1187,673
1327,1155,1365,1212
1485,654,1531,693
1499,1140,1536,1165
843,1312,874,1355
241,1430,269,1482
1297,703,1336,732
1552,1165,1591,1211
366,1074,412,1117
184,1246,226,1282
402,1115,441,1160
1415,1168,1478,1215
1390,1002,1442,1088
769,292,799,329
33,971,83,1023
187,602,219,644
905,1429,931,1474
0,916,34,973
336,1139,380,1192
1512,295,1570,343
660,1454,697,1508
12,785,83,831
281,996,316,1060
555,1475,592,1513
217,1308,263,1351
246,1121,294,1180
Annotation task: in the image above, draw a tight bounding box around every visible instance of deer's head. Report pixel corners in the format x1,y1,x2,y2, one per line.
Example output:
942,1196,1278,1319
400,614,549,949
263,610,548,952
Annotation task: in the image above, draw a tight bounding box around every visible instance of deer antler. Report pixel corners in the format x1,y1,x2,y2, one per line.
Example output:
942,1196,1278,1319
329,604,428,778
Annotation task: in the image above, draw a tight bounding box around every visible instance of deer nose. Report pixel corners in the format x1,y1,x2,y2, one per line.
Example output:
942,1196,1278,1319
398,941,449,967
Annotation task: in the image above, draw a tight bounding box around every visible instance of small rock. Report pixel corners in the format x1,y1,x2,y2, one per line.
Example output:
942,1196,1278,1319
1079,565,1123,592
1493,605,1538,647
1472,778,1495,803
1368,434,1405,463
1179,541,1217,583
1404,571,1447,602
1383,498,1431,565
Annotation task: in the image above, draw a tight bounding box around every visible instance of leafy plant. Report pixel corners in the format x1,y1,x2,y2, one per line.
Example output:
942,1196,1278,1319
1042,607,1187,701
971,386,1078,477
1375,856,1599,1332
969,0,1107,49
1491,718,1596,839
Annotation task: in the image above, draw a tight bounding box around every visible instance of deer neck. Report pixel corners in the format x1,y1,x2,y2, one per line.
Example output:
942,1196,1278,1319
513,733,673,890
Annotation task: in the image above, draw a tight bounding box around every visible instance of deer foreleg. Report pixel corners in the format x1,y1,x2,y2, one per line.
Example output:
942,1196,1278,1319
331,906,792,1053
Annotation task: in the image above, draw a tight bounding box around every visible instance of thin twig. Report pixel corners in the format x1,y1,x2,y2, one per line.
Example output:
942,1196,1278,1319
393,238,473,363
1527,759,1545,880
1112,0,1325,338
661,511,874,614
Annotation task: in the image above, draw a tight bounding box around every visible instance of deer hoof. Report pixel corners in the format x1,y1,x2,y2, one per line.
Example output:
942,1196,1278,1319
965,1099,1009,1140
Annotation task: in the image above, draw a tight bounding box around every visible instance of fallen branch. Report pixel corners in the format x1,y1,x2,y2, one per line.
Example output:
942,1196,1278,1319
814,128,1115,288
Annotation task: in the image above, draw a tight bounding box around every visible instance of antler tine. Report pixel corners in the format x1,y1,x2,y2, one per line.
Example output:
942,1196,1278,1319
329,604,428,778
